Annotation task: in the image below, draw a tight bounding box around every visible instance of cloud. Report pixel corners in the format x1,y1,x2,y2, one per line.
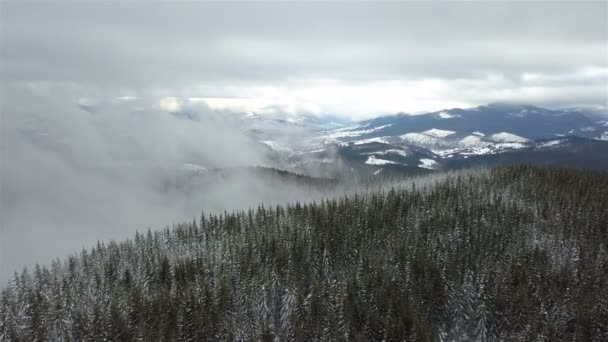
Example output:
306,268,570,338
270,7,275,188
0,83,354,281
0,84,272,280
1,2,606,117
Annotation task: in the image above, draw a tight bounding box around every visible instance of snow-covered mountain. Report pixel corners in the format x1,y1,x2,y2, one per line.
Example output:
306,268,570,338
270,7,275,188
331,103,607,142
258,104,608,175
135,101,608,176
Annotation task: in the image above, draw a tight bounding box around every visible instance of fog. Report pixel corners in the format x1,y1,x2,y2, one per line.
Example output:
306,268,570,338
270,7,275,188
0,83,484,281
0,85,328,281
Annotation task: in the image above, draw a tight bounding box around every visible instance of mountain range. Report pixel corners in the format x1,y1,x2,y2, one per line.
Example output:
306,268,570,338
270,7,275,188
249,103,608,176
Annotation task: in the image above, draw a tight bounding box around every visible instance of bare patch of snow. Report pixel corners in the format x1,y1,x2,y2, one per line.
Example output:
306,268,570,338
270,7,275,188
365,156,398,165
296,148,327,155
463,147,493,155
330,123,365,132
495,142,526,149
382,149,409,157
538,139,564,147
459,135,488,147
353,136,391,145
437,111,461,119
423,128,456,138
431,148,461,157
490,132,529,143
418,158,438,169
325,124,392,139
400,132,447,148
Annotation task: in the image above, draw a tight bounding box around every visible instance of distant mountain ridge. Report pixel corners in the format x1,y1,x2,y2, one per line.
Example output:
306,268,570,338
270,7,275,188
351,103,606,140
256,104,608,176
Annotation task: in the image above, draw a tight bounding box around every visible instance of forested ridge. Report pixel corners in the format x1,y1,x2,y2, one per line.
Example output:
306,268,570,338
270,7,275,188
1,166,607,341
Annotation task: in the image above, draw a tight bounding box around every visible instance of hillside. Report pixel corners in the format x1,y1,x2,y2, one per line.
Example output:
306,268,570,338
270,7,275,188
1,166,607,341
266,104,608,176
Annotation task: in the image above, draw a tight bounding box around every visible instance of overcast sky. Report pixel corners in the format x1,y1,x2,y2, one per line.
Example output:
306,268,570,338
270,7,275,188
1,1,607,118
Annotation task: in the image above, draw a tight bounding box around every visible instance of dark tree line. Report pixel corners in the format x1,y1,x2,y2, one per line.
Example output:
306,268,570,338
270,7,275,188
1,166,607,341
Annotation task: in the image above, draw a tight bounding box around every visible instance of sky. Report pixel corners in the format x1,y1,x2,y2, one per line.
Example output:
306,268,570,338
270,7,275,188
1,1,607,119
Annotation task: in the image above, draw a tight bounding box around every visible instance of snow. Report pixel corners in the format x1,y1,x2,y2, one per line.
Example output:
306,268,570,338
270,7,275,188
538,139,564,148
461,146,494,156
495,142,526,149
381,149,409,157
296,148,327,155
459,135,488,147
417,133,528,158
363,149,409,157
365,156,398,165
423,128,456,138
446,141,527,157
431,148,461,158
372,124,392,130
490,132,529,143
325,124,392,139
353,136,391,145
418,158,438,169
310,136,347,147
463,147,493,155
472,131,485,137
437,111,461,119
373,168,384,175
400,133,446,147
329,123,365,132
260,140,294,153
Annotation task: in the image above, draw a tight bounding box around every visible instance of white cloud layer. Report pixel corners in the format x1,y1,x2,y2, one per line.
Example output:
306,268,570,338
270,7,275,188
1,1,606,118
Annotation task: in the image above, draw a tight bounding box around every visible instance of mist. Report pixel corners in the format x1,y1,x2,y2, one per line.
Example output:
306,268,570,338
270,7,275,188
0,85,298,281
0,81,483,281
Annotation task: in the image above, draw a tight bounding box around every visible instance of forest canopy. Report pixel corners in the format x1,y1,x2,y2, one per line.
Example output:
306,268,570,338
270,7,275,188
1,166,607,341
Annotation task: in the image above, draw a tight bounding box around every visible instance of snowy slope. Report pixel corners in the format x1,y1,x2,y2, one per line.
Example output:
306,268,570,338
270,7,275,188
490,132,529,143
418,158,438,169
365,156,399,165
423,128,456,138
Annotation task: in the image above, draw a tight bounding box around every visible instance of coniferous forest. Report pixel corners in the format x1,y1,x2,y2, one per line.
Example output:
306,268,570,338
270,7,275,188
1,166,607,341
